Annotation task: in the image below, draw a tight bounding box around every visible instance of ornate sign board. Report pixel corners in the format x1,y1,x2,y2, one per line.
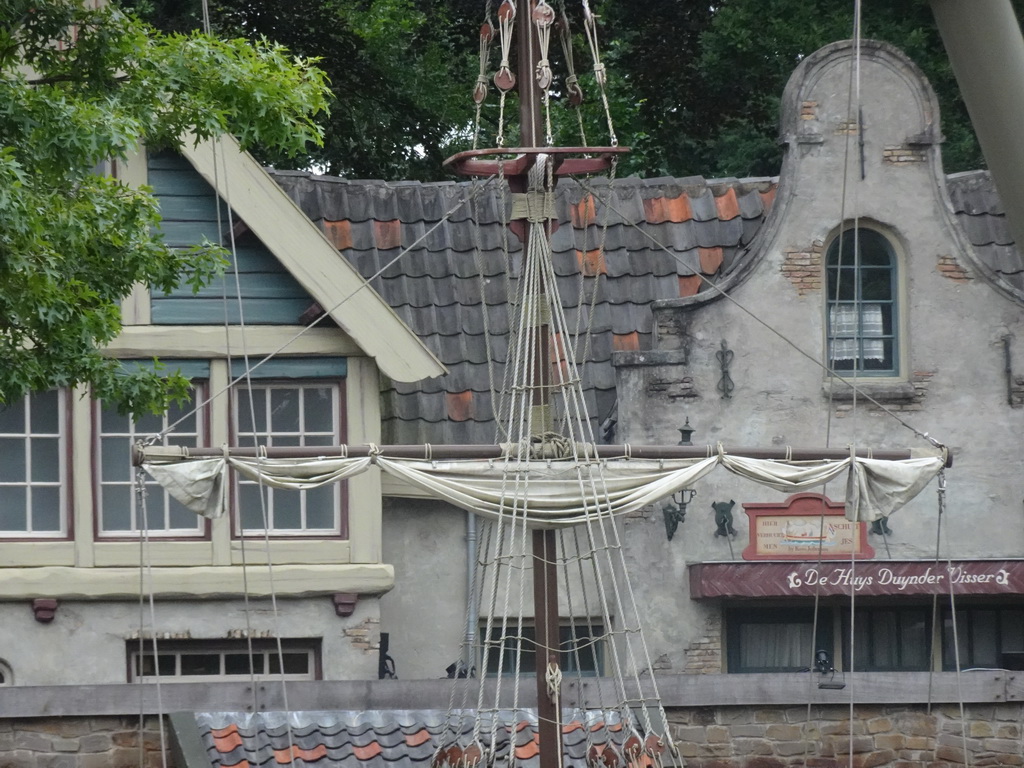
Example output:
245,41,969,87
689,560,1024,599
741,493,874,561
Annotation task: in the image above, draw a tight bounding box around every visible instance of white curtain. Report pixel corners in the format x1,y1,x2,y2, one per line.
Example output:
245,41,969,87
144,451,944,527
830,304,885,362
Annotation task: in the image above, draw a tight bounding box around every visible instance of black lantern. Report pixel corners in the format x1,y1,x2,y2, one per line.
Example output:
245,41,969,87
677,417,695,446
663,487,697,541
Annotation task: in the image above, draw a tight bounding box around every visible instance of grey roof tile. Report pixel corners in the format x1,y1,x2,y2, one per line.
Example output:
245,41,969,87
270,170,779,445
946,170,1024,286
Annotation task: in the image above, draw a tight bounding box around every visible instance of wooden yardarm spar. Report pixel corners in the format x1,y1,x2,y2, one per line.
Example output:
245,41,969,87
135,3,951,767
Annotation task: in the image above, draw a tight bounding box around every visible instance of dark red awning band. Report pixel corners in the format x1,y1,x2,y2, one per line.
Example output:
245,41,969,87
689,560,1024,598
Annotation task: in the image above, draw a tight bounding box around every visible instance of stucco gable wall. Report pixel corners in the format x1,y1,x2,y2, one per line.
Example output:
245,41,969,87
612,40,1024,674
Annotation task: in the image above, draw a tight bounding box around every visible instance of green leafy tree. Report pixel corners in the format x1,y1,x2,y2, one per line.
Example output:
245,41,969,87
129,0,1019,181
599,0,1024,178
130,0,480,179
0,0,329,413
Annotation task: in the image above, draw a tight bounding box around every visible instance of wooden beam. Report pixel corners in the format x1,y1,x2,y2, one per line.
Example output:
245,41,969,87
136,442,950,466
179,136,446,383
0,672,1008,719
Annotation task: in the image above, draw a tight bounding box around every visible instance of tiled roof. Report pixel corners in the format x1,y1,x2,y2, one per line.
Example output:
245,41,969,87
270,172,777,445
946,170,1024,292
197,710,649,768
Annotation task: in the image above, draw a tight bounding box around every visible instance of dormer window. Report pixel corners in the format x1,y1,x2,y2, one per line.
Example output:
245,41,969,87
826,227,899,376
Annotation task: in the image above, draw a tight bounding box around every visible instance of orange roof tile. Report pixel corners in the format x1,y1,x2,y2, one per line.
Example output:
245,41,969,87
273,744,328,763
374,219,402,250
760,186,777,210
446,391,473,422
644,195,695,224
324,219,353,250
515,736,540,760
678,275,702,297
665,195,693,222
572,195,597,228
212,725,243,753
612,332,639,351
221,762,250,768
714,187,740,221
698,246,724,274
642,197,665,224
405,729,433,747
576,248,607,276
353,742,383,760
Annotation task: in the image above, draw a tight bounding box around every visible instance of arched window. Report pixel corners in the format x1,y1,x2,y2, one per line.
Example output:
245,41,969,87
826,227,898,375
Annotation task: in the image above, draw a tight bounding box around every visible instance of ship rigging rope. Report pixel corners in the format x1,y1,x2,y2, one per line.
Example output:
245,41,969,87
843,11,864,761
209,108,262,720
214,136,298,758
133,469,168,768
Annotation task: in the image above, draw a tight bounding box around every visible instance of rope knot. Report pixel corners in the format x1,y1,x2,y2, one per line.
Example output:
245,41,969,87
544,661,562,704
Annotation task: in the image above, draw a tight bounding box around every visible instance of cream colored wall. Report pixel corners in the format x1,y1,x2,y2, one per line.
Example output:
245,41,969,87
0,349,393,598
3,282,391,598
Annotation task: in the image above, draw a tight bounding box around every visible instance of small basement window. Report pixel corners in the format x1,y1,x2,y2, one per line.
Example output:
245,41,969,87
128,639,320,682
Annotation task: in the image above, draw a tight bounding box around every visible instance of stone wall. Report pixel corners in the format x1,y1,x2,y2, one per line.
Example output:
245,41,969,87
4,704,1024,767
667,703,1024,768
0,717,171,768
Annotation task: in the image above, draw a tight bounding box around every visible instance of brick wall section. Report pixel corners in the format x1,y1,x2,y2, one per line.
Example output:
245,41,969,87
800,101,818,120
832,371,935,417
683,612,722,675
667,702,1024,768
780,241,824,295
936,255,972,282
883,145,927,164
344,615,381,654
0,716,171,768
646,373,698,401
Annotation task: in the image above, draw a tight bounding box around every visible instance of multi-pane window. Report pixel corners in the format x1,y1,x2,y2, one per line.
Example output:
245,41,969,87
97,386,206,537
482,623,604,677
826,227,898,375
843,606,931,671
234,382,342,535
943,606,1024,670
129,639,319,682
0,391,65,537
727,607,832,673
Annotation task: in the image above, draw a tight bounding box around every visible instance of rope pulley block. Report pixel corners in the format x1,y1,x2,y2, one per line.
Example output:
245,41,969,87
493,1,516,92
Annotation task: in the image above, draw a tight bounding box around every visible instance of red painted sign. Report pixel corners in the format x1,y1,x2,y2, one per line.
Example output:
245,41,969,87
689,560,1024,598
742,493,874,561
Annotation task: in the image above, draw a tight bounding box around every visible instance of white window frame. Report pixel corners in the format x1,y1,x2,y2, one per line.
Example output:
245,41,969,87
95,385,207,538
0,390,67,539
129,639,319,683
233,381,343,536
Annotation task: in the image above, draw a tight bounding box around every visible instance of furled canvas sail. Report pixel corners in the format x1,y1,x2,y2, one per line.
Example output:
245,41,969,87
143,450,944,525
